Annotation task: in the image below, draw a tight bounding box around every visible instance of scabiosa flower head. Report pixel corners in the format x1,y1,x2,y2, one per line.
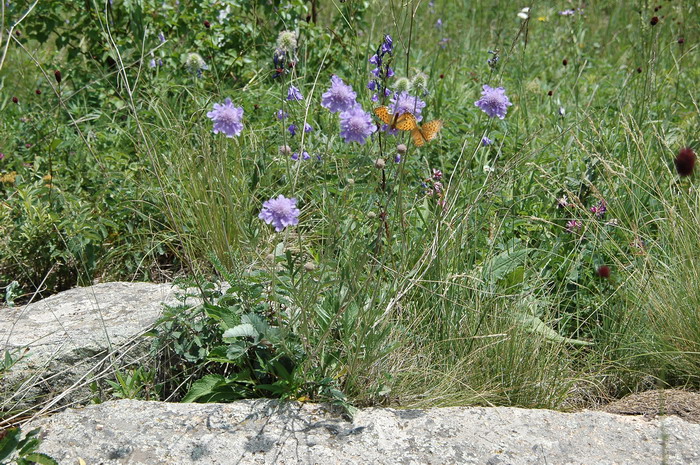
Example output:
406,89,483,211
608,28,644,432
481,136,493,146
390,77,411,94
411,72,429,93
276,109,288,120
339,105,376,144
207,98,244,138
259,195,300,232
288,124,297,136
276,30,297,53
475,85,512,119
390,91,426,122
566,219,582,233
675,147,696,177
596,265,611,279
321,75,357,113
185,53,208,76
287,85,303,101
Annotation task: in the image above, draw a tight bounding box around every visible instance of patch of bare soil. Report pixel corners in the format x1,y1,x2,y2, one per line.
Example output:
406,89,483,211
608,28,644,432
600,389,700,424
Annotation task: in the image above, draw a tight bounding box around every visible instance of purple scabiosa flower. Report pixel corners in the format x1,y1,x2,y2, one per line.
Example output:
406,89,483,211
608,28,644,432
287,85,303,101
276,109,288,120
288,124,297,136
207,98,244,138
390,91,427,122
481,136,493,146
566,220,582,233
259,195,300,232
321,75,357,113
474,85,512,119
339,105,376,144
304,123,313,133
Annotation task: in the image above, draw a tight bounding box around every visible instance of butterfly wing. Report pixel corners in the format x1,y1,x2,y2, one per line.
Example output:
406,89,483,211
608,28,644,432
395,112,418,131
374,106,393,125
411,128,426,147
421,120,443,142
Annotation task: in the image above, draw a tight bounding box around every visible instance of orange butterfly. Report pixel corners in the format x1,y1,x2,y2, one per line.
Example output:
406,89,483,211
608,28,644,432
411,120,443,147
374,106,418,131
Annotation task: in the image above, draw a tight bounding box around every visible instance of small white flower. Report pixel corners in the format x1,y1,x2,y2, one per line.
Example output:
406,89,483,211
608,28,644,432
517,7,530,19
483,165,496,173
558,106,566,117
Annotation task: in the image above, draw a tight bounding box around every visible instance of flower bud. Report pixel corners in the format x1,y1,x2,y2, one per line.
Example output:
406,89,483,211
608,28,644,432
394,77,411,93
279,145,292,156
54,70,62,84
375,158,386,169
303,262,316,272
396,144,407,154
367,211,377,219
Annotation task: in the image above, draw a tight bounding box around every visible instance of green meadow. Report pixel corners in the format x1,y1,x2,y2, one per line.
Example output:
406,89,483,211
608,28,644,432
1,0,699,417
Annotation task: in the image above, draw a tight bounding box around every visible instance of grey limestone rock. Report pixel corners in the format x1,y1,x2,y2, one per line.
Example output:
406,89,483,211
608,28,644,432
1,282,197,418
25,398,700,465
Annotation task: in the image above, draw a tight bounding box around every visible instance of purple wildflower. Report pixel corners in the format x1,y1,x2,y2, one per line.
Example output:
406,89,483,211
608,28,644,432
291,152,299,161
590,200,607,218
381,35,393,54
302,151,311,160
321,75,357,113
481,136,493,146
394,154,402,163
304,123,313,133
287,85,303,101
391,91,427,122
149,58,157,68
158,32,166,43
559,9,575,15
369,54,380,65
474,85,512,119
288,124,297,136
207,98,244,138
566,220,582,233
339,105,376,144
436,19,443,28
367,81,377,91
386,67,395,78
381,124,399,136
259,195,300,232
276,109,288,120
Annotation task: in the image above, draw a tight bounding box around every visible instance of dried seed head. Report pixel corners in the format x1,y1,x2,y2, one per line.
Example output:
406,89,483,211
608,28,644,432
375,158,386,170
396,144,407,155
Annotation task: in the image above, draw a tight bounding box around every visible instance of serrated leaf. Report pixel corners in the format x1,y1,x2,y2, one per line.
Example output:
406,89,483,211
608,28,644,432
222,323,258,340
22,452,59,465
181,374,226,403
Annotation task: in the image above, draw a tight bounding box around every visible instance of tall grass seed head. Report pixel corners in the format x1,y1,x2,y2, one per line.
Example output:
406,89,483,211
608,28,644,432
675,147,696,177
207,98,244,138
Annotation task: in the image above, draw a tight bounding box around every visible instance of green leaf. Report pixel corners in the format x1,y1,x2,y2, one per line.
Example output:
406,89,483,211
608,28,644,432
483,246,531,284
0,427,21,461
21,452,59,465
181,374,226,402
222,323,258,340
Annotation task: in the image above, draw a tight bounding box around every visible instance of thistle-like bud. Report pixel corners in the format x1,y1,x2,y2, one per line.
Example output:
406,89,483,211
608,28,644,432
276,30,297,53
375,158,386,169
394,77,411,93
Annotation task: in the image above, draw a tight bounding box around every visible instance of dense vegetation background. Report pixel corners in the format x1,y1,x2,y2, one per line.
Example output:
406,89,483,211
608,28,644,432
1,0,699,412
